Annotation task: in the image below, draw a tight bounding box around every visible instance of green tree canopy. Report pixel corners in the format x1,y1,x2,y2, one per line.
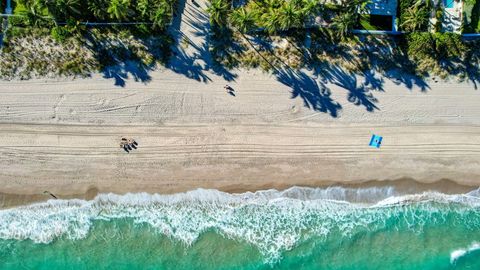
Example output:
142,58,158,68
229,7,257,33
207,0,229,26
107,0,133,21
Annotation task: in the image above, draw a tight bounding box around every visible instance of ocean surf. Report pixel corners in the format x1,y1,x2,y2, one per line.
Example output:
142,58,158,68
0,186,480,269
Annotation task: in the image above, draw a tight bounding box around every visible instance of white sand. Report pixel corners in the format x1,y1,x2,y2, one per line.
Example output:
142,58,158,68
0,68,479,202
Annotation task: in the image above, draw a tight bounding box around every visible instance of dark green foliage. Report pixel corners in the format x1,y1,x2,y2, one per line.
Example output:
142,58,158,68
406,32,435,59
407,32,464,61
433,32,464,59
403,32,468,77
463,0,480,33
50,26,71,42
398,0,432,32
15,0,176,30
207,0,230,26
222,0,336,34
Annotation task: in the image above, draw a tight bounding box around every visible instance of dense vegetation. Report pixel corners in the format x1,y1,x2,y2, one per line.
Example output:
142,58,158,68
0,0,176,80
10,0,176,41
0,0,479,82
206,0,480,81
14,0,175,28
208,0,369,38
398,0,432,32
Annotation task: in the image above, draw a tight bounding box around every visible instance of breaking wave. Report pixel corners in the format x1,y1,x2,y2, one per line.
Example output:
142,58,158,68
1,186,480,262
450,242,480,264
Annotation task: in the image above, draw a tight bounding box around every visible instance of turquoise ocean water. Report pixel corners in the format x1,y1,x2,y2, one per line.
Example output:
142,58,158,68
1,187,480,269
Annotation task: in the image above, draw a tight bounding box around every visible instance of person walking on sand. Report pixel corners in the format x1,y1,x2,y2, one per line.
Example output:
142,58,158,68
224,85,235,93
224,85,236,96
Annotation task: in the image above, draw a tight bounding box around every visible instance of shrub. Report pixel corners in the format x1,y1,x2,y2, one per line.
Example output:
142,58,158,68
406,32,435,60
8,15,29,28
433,32,464,59
51,26,71,42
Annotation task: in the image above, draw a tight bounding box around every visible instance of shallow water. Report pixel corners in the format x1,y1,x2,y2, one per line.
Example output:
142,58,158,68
0,187,480,269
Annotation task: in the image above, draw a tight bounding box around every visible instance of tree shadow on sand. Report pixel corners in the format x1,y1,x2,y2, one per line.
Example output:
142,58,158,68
167,0,237,82
276,68,342,117
102,61,153,87
315,65,380,112
82,29,174,87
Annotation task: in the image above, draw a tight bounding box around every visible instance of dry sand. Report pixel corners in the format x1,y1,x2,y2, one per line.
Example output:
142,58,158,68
0,67,480,207
1,0,480,206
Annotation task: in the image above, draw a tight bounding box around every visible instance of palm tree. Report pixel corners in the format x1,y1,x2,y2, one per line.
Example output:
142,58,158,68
401,6,429,32
261,7,280,33
18,0,54,26
137,0,150,18
277,1,302,30
263,0,281,9
41,0,82,21
416,0,433,10
107,0,132,21
229,7,256,33
207,0,229,26
19,4,47,26
88,0,110,20
151,1,173,29
301,0,320,19
332,11,356,40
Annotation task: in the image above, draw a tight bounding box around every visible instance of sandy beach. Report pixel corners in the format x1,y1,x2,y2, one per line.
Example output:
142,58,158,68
0,66,480,207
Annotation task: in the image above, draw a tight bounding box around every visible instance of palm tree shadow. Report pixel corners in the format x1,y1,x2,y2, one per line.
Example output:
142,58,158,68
102,61,153,87
362,69,384,92
276,68,342,117
464,40,480,90
384,69,430,92
168,43,212,82
83,31,154,87
167,0,237,82
316,65,379,112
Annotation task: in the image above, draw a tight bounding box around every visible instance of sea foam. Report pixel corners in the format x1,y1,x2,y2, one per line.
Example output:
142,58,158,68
450,242,480,264
1,186,479,262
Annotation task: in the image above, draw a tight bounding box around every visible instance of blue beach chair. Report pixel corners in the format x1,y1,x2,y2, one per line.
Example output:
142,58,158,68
369,134,383,148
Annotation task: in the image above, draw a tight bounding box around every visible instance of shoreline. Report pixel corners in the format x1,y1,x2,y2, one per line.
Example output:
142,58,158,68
0,122,479,209
0,178,478,209
1,177,478,209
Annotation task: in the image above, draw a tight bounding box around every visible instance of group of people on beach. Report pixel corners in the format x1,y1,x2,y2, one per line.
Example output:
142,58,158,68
120,137,138,153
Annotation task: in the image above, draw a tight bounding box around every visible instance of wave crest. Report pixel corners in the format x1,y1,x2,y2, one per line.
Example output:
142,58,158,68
450,242,480,264
1,187,480,262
